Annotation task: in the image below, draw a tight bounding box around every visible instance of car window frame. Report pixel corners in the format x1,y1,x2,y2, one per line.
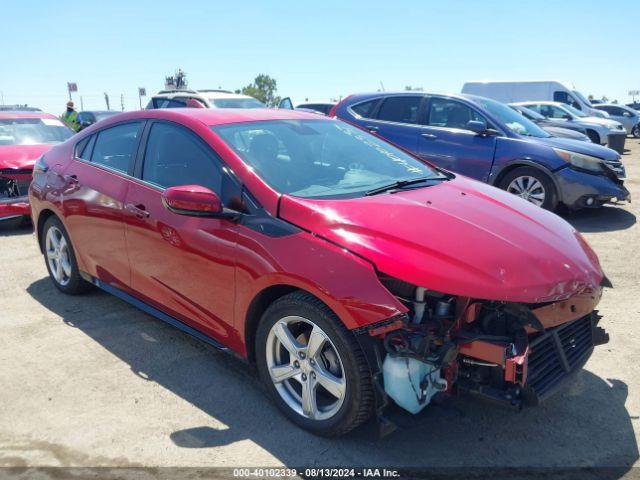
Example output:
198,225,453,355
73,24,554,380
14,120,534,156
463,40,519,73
131,119,246,209
72,120,145,177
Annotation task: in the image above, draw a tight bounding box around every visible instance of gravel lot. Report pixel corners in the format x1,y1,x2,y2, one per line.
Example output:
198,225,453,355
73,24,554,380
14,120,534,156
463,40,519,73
1,140,638,474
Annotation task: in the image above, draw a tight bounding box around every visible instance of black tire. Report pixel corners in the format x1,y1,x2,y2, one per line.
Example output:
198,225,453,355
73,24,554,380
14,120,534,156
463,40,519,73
42,215,91,294
632,124,640,139
499,166,559,211
585,129,601,144
255,291,374,436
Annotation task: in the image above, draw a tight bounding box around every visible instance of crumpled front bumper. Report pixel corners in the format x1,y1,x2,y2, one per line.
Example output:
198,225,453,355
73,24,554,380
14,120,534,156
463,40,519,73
554,167,630,209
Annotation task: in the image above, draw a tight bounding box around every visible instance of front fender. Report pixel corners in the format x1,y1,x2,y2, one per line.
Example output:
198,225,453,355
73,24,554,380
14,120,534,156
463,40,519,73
233,227,407,353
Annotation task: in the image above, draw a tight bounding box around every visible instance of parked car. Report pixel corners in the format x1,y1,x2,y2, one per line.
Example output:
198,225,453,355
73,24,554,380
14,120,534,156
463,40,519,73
147,89,265,109
29,108,609,436
517,101,627,153
77,110,120,131
0,111,73,222
461,80,608,118
278,97,336,115
332,92,628,210
509,104,591,142
593,104,640,137
626,102,640,111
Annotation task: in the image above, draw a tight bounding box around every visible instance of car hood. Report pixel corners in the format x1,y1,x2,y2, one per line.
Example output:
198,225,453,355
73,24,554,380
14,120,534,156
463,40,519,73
542,126,588,141
279,177,603,303
0,145,52,170
534,136,620,160
579,116,621,129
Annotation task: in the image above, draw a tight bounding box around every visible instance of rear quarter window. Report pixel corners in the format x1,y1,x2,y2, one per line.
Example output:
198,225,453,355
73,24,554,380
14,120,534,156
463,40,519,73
349,99,380,118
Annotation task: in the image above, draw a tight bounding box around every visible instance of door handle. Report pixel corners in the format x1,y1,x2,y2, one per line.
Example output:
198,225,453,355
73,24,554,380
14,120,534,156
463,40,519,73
125,203,150,219
366,125,379,132
421,132,438,140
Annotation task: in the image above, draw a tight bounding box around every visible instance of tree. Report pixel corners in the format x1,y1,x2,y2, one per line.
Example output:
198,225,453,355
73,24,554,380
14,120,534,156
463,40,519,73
240,74,280,107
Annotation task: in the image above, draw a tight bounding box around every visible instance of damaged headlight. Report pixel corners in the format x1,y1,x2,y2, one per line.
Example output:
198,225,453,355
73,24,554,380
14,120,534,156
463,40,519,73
553,148,603,173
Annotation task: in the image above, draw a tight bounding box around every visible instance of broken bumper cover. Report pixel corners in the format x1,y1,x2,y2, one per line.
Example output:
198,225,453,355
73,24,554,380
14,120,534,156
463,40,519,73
1,170,32,220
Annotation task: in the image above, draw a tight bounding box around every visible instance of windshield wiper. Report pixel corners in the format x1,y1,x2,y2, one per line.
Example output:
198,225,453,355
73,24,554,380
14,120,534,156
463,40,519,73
365,176,448,196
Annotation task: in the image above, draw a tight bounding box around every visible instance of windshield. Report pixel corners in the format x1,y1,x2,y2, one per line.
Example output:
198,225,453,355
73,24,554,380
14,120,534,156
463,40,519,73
562,103,587,118
572,90,592,107
511,105,545,121
212,120,442,199
475,97,550,138
0,118,73,145
210,97,265,109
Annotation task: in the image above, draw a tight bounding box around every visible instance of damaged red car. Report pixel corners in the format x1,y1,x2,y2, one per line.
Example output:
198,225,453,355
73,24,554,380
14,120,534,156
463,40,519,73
0,111,73,223
29,108,609,436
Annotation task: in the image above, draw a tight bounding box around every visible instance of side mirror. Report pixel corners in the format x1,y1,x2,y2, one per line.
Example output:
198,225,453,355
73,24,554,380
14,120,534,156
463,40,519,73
623,112,631,117
81,120,92,127
466,119,488,134
162,185,239,219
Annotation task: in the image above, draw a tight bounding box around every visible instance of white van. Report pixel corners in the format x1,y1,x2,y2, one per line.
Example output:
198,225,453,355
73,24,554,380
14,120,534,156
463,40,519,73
461,81,607,118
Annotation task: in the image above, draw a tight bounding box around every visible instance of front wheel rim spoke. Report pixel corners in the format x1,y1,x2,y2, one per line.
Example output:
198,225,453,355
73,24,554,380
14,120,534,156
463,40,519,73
315,368,345,399
274,321,302,355
306,326,326,359
270,364,298,383
301,376,318,418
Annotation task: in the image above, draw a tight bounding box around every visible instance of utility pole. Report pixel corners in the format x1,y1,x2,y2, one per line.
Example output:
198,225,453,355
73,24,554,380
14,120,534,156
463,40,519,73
104,93,110,110
120,94,124,111
80,96,84,111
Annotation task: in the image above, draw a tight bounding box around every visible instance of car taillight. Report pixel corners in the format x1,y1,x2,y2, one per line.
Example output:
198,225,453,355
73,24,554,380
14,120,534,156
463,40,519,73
32,155,49,176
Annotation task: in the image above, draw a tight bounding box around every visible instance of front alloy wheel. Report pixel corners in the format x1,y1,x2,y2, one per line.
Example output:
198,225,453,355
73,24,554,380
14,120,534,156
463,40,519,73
632,124,640,138
266,316,346,420
256,292,373,436
506,176,546,207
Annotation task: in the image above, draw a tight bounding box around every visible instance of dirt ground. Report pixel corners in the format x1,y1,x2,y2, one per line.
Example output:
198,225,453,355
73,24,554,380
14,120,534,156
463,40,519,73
1,140,639,474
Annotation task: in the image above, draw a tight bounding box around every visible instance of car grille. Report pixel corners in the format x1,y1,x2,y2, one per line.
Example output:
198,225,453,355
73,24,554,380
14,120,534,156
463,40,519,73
0,170,31,203
524,315,594,403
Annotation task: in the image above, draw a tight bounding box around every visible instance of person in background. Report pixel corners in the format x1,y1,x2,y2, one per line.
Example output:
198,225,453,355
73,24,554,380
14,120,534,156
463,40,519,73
61,101,80,132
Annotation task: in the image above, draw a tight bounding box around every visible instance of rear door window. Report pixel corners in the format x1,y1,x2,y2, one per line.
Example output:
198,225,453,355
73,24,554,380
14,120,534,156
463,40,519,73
376,96,422,124
90,122,142,174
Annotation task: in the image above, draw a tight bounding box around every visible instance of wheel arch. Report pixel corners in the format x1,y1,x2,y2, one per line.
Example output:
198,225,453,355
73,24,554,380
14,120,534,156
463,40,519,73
491,160,561,192
244,284,338,365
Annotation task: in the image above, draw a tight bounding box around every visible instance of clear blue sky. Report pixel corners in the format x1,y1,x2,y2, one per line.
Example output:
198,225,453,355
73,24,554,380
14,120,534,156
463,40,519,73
2,0,637,113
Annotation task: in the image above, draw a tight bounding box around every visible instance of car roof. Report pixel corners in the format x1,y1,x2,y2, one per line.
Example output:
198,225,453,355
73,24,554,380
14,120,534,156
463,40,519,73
82,107,330,128
152,89,254,100
80,110,118,114
0,111,58,120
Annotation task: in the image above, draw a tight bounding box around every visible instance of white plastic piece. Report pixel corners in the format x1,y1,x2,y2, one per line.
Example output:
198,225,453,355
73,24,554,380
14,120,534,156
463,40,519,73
383,355,447,414
413,287,426,324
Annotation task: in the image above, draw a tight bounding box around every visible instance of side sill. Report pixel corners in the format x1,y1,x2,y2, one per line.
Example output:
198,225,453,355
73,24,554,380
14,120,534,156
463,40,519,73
86,274,231,354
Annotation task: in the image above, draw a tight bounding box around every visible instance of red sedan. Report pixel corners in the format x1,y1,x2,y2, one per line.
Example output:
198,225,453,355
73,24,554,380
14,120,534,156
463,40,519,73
29,108,608,436
0,111,73,222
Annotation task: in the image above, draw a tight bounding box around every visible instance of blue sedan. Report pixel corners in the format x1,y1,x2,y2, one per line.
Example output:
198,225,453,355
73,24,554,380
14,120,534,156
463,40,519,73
332,92,629,210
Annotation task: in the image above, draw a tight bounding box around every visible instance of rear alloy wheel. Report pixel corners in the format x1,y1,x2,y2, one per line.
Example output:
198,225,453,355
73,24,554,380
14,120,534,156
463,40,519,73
500,167,558,210
256,292,373,436
42,216,91,294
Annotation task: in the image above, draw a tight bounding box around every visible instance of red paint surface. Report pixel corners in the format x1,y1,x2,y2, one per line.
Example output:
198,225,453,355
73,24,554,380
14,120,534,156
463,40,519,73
29,108,604,359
